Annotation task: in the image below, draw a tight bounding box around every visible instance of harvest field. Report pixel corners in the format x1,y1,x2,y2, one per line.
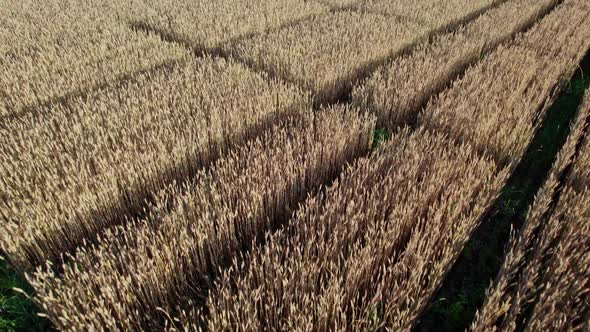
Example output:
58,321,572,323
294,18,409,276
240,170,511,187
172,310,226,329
0,0,589,331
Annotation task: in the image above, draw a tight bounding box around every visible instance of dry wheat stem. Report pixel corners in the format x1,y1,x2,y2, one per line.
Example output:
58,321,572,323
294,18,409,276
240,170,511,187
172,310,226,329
471,89,590,332
353,0,561,129
30,108,375,330
0,57,308,270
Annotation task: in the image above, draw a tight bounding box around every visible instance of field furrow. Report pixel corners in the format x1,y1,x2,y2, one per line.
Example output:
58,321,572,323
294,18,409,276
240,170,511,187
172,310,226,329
416,45,590,331
353,0,560,129
0,24,190,118
203,1,590,330
471,89,590,332
359,0,499,30
206,128,506,331
419,0,590,167
29,108,375,330
1,0,589,330
0,58,308,270
222,11,432,106
133,0,328,54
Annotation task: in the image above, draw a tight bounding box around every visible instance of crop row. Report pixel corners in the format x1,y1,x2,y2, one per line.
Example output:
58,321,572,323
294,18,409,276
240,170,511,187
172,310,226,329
420,0,590,167
0,0,520,117
303,0,499,25
220,0,506,107
358,0,499,29
1,0,588,330
0,0,513,117
0,0,190,118
30,108,375,330
353,0,560,129
224,11,429,107
1,0,503,306
207,127,505,331
0,57,308,270
203,0,590,330
0,25,189,118
471,89,590,332
136,0,508,107
137,0,329,54
0,0,106,55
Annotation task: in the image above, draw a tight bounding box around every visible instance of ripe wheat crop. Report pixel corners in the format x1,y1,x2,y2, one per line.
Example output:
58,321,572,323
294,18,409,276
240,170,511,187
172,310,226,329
223,11,431,106
419,0,590,166
359,0,498,29
471,89,590,332
0,0,103,55
353,0,560,129
0,24,189,117
0,57,308,270
207,128,506,331
205,1,590,330
0,0,199,118
29,108,375,330
316,0,361,10
136,0,328,53
1,0,589,330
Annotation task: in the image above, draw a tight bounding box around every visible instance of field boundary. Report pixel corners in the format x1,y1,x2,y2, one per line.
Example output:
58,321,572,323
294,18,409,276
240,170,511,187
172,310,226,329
415,49,590,332
129,0,513,108
0,58,187,124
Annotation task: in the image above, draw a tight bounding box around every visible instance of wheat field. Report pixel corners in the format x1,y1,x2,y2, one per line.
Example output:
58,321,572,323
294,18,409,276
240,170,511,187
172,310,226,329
0,0,589,330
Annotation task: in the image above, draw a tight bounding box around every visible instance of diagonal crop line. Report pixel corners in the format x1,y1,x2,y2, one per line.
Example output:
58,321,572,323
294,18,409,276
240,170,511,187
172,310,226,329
131,0,512,110
233,0,513,109
0,58,186,125
1,55,311,271
29,109,375,330
128,20,310,98
354,0,564,132
415,48,590,332
314,0,515,106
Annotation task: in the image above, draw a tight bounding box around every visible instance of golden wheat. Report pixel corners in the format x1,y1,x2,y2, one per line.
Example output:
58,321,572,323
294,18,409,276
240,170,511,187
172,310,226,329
0,24,189,117
206,128,506,331
360,0,498,29
471,90,590,332
353,0,560,129
0,0,194,118
419,0,590,167
0,0,150,56
223,11,431,106
0,57,308,270
0,0,98,55
135,0,328,53
316,0,361,10
525,187,590,331
1,0,588,330
29,107,375,331
205,1,590,330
